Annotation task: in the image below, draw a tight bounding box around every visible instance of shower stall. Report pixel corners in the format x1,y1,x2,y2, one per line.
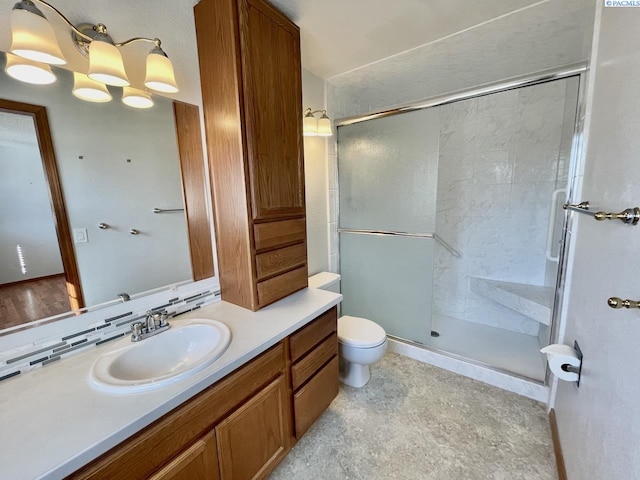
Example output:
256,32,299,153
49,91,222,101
336,69,582,382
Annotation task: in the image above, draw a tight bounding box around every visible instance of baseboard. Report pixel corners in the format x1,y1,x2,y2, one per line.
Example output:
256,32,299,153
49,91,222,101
549,408,568,480
0,273,65,288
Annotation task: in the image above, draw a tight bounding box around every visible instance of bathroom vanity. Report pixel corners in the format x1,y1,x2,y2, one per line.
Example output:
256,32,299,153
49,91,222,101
0,289,341,479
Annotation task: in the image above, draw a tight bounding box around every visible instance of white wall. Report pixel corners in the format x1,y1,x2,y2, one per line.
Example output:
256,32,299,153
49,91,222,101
553,4,640,479
327,0,595,120
0,137,64,284
302,68,330,275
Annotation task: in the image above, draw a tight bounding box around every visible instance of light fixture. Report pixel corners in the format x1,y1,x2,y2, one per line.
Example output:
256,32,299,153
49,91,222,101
4,52,56,84
122,87,154,109
10,0,65,65
72,72,112,102
303,108,333,137
144,44,179,93
6,0,180,105
317,112,332,137
86,24,129,87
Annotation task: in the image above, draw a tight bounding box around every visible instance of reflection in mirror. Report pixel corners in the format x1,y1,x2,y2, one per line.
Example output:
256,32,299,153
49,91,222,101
0,52,213,333
0,104,78,329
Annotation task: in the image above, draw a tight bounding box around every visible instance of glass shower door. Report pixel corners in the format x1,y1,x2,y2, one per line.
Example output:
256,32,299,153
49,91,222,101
338,108,439,345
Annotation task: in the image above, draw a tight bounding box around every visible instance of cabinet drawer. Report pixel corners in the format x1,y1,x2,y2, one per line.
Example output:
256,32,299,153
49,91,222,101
290,307,337,363
255,243,307,280
253,218,306,251
291,332,337,390
256,265,307,307
293,356,339,438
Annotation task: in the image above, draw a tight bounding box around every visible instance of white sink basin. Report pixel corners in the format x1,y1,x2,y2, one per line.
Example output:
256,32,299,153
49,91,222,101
89,318,231,394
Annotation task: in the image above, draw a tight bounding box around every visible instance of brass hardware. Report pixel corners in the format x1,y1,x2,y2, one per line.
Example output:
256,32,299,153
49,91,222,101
607,297,640,309
594,207,640,225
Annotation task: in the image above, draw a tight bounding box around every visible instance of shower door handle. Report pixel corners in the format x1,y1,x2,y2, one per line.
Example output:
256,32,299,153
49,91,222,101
545,188,567,262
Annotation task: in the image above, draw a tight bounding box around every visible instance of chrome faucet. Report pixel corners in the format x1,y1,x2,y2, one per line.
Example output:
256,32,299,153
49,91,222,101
131,310,170,342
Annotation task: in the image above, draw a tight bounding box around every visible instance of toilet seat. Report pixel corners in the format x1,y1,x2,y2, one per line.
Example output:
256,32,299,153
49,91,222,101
338,315,386,348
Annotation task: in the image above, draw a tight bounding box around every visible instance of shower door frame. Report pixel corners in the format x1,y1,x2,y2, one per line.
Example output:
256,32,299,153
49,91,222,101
334,63,590,385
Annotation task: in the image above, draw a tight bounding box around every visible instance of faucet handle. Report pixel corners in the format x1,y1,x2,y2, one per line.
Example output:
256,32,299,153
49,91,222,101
131,321,144,341
158,311,169,327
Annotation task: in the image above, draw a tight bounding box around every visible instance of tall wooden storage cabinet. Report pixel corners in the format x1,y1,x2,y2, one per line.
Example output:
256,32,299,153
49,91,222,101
195,0,308,311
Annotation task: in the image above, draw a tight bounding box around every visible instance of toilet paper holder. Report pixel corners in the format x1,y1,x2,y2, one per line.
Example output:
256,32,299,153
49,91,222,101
565,341,583,387
542,340,584,387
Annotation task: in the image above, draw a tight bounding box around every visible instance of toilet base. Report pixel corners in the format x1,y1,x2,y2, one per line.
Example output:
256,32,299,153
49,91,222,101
339,356,371,388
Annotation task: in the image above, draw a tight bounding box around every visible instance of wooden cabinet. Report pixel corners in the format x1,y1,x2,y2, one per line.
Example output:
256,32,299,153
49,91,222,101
195,0,307,311
69,343,289,480
289,307,340,439
69,308,339,480
216,375,290,479
148,431,219,480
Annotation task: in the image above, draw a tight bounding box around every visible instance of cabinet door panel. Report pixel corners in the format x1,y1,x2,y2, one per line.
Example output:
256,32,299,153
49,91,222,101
240,0,305,221
216,374,291,480
294,356,339,438
148,431,219,480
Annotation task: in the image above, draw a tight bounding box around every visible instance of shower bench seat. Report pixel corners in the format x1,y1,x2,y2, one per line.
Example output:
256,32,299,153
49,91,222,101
470,277,554,326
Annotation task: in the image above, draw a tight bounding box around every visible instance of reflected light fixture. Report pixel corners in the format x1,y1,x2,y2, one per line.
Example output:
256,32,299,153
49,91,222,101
122,87,154,109
303,108,332,137
72,72,112,102
5,52,56,84
7,0,179,104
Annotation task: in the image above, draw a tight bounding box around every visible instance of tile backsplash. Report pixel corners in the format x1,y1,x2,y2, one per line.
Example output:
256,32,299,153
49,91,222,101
0,282,220,383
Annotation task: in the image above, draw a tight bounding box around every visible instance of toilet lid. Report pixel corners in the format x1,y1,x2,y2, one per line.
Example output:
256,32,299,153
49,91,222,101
338,316,386,348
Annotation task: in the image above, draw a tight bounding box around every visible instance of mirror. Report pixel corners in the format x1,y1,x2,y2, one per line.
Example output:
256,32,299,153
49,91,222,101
0,52,213,332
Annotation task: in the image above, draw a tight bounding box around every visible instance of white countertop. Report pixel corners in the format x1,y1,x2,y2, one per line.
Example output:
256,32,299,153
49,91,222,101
0,288,342,480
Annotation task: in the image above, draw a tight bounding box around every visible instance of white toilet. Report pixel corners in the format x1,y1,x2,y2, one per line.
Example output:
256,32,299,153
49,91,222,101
309,272,387,388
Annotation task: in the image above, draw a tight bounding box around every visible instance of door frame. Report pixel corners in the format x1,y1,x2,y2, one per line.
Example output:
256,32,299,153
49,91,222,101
0,98,84,311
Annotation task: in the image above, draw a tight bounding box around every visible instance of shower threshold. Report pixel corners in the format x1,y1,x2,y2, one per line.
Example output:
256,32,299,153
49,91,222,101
430,314,545,381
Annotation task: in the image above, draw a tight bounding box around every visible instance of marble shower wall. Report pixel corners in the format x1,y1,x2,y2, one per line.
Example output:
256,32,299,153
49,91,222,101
433,80,574,335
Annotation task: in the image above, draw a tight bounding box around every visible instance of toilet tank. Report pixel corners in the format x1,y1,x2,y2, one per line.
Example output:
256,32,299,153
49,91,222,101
308,272,341,293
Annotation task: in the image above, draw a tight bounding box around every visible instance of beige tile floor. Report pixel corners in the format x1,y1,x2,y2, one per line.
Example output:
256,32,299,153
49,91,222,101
271,353,556,480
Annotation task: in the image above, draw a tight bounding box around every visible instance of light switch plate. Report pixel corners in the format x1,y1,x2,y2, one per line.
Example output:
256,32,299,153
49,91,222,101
73,228,88,244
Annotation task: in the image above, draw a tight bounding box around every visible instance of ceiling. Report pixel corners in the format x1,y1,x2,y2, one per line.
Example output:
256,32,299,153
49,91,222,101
268,0,550,78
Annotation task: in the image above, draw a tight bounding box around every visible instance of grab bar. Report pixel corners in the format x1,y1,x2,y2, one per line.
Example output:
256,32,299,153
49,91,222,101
338,228,461,257
153,207,185,214
433,233,461,258
546,189,566,263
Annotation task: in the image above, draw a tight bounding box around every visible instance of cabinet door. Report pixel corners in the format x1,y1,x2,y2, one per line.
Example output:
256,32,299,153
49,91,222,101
148,430,219,480
216,374,291,480
239,0,305,221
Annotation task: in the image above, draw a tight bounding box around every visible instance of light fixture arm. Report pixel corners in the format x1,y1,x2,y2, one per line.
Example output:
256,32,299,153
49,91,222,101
30,0,166,51
304,107,327,116
27,0,92,41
